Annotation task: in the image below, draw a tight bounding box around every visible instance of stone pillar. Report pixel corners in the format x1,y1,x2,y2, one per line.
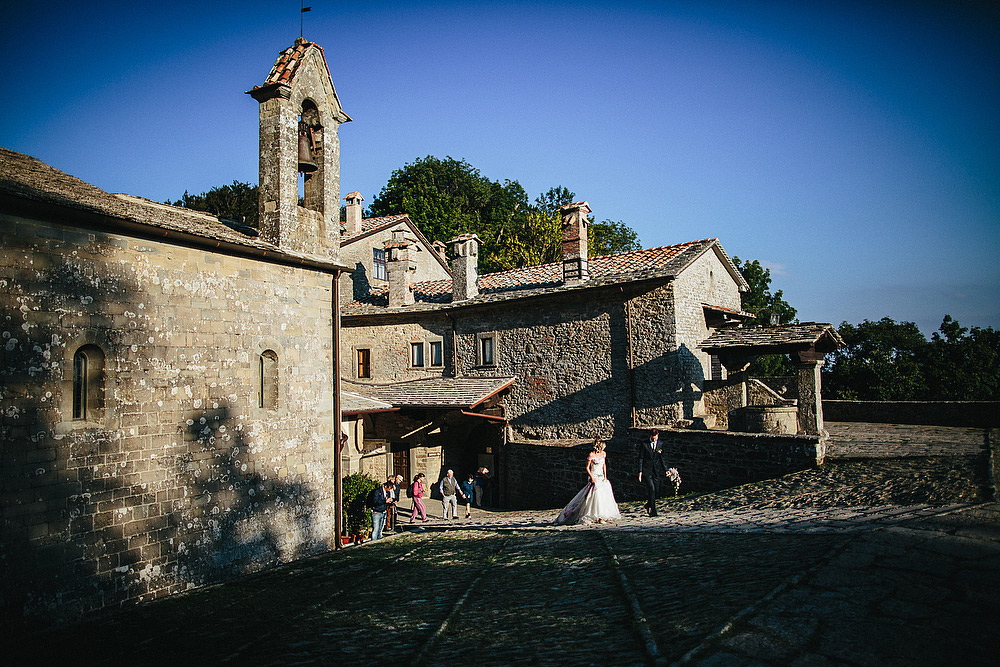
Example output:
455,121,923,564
795,350,826,436
448,233,480,302
559,201,590,286
344,191,363,236
385,239,415,307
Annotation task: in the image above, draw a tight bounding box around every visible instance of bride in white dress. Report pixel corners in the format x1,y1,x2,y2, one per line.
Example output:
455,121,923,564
555,439,621,525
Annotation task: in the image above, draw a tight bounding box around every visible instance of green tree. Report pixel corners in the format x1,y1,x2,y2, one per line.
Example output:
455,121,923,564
732,257,798,376
823,317,929,400
171,181,259,228
589,219,641,256
924,315,1000,400
369,156,530,272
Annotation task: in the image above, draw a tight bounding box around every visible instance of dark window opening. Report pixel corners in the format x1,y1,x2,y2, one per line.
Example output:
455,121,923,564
411,342,425,367
430,341,443,367
357,348,372,379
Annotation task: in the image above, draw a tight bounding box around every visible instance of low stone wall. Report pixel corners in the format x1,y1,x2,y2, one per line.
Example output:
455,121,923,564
823,401,999,428
637,427,824,494
504,428,825,508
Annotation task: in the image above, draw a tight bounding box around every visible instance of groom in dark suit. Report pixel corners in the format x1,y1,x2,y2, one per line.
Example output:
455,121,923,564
637,428,666,517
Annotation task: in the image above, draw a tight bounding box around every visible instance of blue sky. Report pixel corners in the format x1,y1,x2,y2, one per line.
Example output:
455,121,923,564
2,1,997,335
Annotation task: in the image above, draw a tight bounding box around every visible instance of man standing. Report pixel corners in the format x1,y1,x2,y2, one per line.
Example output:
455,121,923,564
637,428,666,517
368,481,394,540
439,469,461,520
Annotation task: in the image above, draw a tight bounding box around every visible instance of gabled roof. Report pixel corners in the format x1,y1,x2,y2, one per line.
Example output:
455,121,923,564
341,213,451,273
343,238,738,315
0,148,348,272
247,38,351,122
345,376,516,409
699,322,845,354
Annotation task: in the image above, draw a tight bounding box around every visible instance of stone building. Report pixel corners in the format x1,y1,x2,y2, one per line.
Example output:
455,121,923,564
337,202,772,503
1,34,842,624
0,37,350,624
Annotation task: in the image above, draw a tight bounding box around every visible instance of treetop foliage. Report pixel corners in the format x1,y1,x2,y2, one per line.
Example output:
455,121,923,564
170,181,259,228
733,257,798,375
369,157,640,273
823,315,1000,401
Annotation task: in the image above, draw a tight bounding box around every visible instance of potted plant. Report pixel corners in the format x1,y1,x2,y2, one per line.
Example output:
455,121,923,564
342,472,379,543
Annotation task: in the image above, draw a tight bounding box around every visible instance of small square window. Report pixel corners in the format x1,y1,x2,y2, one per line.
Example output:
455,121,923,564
429,340,443,367
410,342,425,367
357,348,372,379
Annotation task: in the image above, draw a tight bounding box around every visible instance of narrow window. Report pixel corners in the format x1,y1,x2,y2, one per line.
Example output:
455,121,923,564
72,350,87,419
710,354,723,381
429,340,443,367
479,336,495,366
357,348,372,379
259,350,279,409
373,248,387,281
410,342,425,367
72,345,105,421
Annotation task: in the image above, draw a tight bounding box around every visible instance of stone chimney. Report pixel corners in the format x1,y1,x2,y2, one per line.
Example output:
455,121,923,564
448,233,480,302
344,191,364,236
385,236,416,307
560,201,591,285
431,240,447,259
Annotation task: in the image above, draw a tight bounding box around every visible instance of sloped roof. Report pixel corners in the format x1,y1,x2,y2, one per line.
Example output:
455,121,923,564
344,239,732,315
0,148,346,271
699,322,845,354
341,213,451,273
346,376,516,409
342,391,396,414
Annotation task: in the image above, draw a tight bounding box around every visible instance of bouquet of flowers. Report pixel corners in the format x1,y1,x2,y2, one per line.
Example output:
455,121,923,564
665,468,682,496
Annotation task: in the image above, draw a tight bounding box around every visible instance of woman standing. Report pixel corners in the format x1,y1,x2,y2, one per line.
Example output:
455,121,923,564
554,439,621,525
409,473,428,523
460,473,475,519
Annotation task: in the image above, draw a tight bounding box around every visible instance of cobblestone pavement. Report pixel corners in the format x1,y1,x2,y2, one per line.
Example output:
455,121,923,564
26,457,1000,666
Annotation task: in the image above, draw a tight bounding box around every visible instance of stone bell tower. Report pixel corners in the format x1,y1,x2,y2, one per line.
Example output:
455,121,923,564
248,37,351,258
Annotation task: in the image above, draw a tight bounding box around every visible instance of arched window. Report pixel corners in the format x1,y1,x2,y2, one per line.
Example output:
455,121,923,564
72,345,105,421
259,349,279,410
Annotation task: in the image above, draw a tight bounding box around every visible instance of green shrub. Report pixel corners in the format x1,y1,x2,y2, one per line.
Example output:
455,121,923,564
342,472,380,535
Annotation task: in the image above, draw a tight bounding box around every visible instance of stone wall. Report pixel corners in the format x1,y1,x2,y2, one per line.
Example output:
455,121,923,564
823,401,1000,428
504,425,825,508
457,288,637,441
633,427,824,493
1,216,337,625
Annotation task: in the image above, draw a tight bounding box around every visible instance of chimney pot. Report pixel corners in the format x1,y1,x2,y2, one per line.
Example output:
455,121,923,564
344,191,364,236
385,237,415,306
559,201,591,285
448,233,480,301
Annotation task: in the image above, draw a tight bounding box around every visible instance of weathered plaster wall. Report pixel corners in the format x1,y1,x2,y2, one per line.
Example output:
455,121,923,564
1,215,336,624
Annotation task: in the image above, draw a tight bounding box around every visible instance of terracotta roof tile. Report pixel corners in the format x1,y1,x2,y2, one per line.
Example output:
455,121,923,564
345,239,718,312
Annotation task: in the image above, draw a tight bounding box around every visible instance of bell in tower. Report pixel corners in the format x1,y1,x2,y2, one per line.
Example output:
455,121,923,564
247,37,352,257
297,120,318,173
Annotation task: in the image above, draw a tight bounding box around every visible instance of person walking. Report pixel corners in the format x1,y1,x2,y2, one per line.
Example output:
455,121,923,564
474,467,489,508
439,469,461,520
367,480,394,540
409,473,428,523
554,439,621,525
460,473,475,519
637,428,666,517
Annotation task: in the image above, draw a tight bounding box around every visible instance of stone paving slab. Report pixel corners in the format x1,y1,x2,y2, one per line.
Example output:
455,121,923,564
22,501,999,666
18,453,999,666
